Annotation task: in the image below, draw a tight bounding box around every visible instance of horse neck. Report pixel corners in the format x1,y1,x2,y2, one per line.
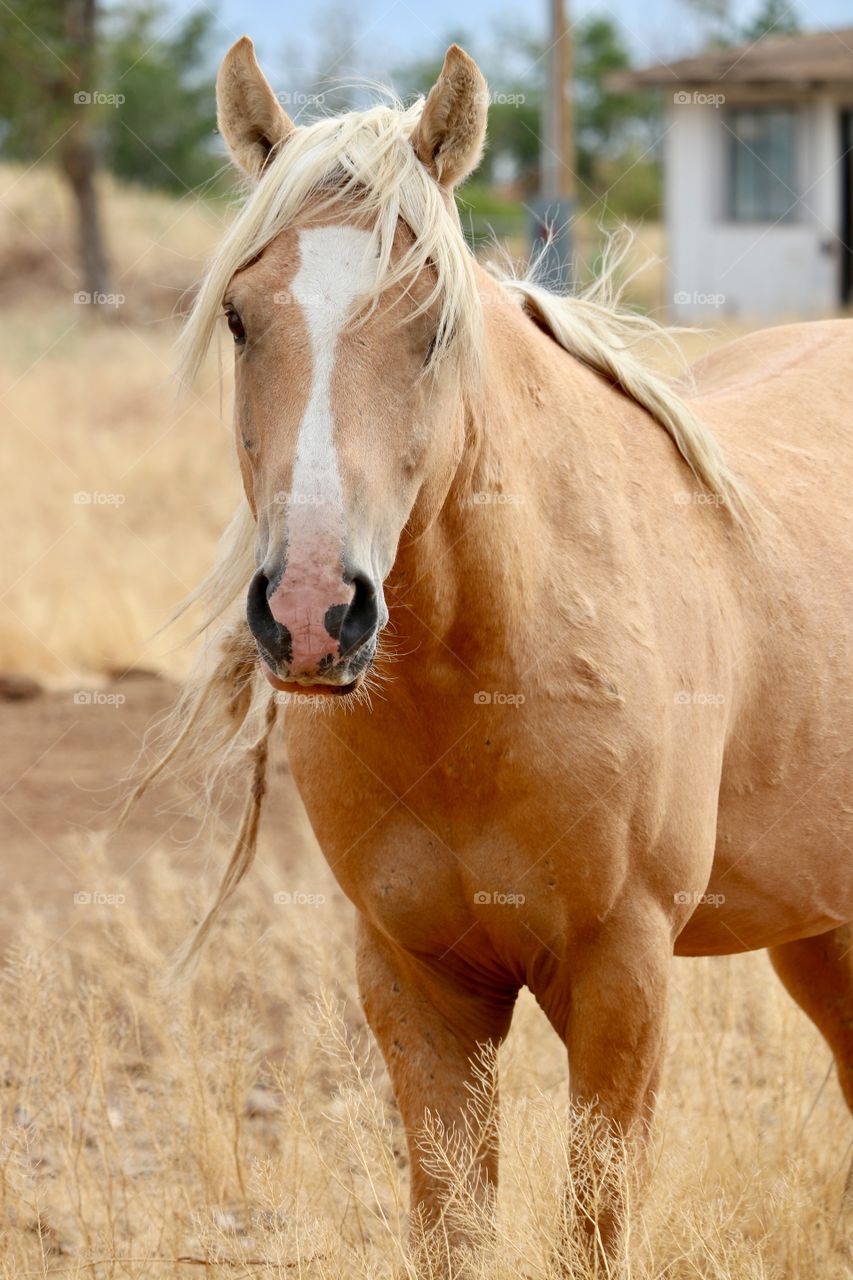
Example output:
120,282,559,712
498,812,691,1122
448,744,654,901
385,280,629,686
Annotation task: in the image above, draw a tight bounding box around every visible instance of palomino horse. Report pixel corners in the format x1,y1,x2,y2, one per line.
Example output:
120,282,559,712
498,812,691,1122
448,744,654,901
164,37,852,1268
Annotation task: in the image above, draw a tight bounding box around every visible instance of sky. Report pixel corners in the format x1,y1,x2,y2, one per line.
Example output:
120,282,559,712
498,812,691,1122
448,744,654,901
207,0,853,88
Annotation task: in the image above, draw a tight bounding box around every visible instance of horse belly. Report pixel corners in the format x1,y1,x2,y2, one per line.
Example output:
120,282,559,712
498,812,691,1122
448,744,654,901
676,772,853,955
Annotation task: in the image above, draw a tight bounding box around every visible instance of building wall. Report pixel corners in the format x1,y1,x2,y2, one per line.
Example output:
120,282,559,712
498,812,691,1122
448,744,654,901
665,96,841,321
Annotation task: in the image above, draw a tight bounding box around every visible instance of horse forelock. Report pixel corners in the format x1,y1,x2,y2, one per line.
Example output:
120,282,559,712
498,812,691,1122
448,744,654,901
177,95,484,388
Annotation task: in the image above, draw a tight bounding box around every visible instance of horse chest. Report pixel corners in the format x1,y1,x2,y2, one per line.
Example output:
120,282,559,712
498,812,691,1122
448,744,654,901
351,839,589,978
307,785,614,968
291,708,633,924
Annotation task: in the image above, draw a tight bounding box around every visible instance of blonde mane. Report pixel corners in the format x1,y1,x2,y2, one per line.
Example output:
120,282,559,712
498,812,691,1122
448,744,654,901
177,95,482,384
139,92,751,972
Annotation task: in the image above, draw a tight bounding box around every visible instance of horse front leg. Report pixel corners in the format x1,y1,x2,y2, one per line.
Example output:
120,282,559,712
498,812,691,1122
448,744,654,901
539,907,672,1272
356,916,518,1270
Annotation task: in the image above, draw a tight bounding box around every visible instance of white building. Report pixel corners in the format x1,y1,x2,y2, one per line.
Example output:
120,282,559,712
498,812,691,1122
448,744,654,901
617,28,853,321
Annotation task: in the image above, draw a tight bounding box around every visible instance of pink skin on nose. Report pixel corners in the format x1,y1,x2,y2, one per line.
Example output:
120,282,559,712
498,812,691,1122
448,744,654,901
266,509,350,675
267,561,355,678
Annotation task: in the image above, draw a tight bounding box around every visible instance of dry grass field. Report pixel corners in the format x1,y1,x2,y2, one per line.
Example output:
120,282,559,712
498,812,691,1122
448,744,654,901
0,163,850,1278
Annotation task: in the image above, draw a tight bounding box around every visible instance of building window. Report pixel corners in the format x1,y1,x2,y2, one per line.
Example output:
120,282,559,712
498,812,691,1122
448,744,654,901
728,108,798,222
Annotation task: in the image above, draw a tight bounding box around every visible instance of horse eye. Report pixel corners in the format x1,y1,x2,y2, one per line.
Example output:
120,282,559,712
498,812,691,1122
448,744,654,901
226,307,246,345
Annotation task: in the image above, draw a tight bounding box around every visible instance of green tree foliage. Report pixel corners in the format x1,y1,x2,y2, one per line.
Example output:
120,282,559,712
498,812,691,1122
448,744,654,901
740,0,801,43
393,15,660,216
0,0,220,193
0,0,112,295
682,0,801,46
0,0,89,159
104,4,219,193
0,0,221,291
574,16,659,188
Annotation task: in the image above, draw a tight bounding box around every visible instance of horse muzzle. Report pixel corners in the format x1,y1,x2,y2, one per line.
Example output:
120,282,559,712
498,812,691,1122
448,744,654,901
246,565,382,695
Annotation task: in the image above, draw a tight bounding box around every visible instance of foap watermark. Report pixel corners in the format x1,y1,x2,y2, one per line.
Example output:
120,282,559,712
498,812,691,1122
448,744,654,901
674,691,725,706
74,291,125,308
74,90,125,107
74,490,126,507
673,290,725,309
272,288,332,307
474,691,526,706
272,491,326,506
471,492,524,506
474,890,526,907
673,890,725,907
674,490,727,507
673,90,725,108
473,88,527,107
73,690,126,706
276,90,326,109
74,890,126,906
482,292,528,312
274,691,333,709
273,890,326,907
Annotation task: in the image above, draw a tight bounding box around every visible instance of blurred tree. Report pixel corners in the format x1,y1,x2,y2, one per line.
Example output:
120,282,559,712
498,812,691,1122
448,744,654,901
0,0,220,298
395,17,660,210
104,4,218,194
681,0,800,45
391,31,542,192
391,30,477,97
573,16,660,190
740,0,801,42
279,1,367,117
0,0,112,298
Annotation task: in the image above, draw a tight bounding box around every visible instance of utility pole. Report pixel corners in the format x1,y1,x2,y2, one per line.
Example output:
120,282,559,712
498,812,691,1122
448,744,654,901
531,0,575,287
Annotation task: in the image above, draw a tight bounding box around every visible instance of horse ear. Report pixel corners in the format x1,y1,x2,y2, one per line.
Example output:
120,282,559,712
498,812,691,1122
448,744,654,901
411,45,488,189
216,37,295,178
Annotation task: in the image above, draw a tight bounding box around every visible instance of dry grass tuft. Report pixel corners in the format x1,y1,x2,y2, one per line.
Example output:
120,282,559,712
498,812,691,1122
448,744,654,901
0,163,237,682
0,832,850,1278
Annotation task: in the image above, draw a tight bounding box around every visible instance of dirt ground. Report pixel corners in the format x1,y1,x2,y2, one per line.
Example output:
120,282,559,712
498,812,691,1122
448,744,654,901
0,672,311,929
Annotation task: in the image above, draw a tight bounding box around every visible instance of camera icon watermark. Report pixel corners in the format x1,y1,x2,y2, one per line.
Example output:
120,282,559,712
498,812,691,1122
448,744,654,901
673,290,726,308
74,890,126,906
474,690,526,706
73,90,125,107
473,890,525,907
673,889,725,907
673,490,727,507
673,90,725,108
274,691,332,709
73,291,125,308
72,690,126,706
276,90,325,108
673,691,725,706
471,491,523,506
272,491,326,506
273,890,326,907
74,490,126,506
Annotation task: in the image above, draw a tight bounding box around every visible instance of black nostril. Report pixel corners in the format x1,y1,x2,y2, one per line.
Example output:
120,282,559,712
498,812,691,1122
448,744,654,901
339,573,379,659
246,569,292,666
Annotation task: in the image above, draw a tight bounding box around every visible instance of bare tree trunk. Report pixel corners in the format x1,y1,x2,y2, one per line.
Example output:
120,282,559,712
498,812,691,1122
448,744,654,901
62,0,111,303
61,133,110,299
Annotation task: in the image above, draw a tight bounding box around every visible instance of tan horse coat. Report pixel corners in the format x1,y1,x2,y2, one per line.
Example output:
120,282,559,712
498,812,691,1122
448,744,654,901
169,37,852,1266
284,287,853,1236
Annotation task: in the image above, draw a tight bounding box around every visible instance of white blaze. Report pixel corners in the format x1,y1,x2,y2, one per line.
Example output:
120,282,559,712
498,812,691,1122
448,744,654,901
264,225,377,675
288,225,376,520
